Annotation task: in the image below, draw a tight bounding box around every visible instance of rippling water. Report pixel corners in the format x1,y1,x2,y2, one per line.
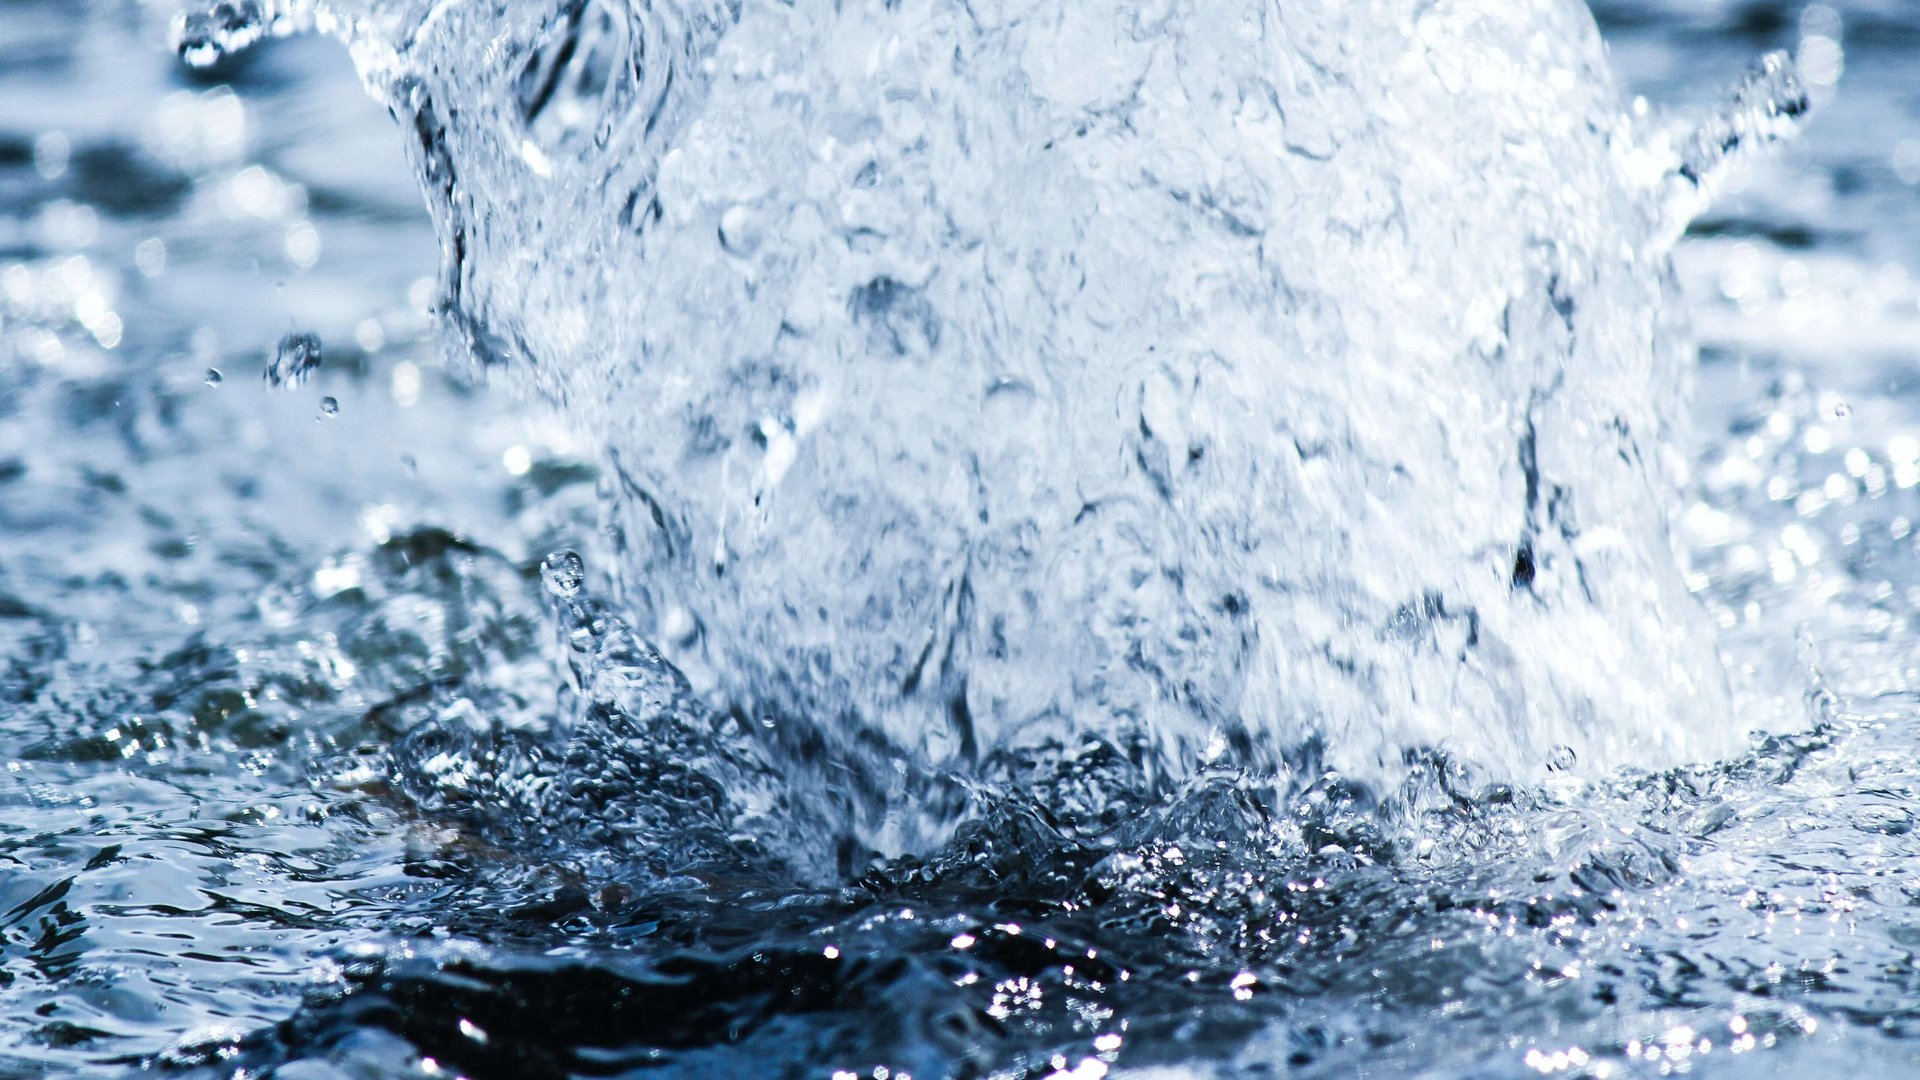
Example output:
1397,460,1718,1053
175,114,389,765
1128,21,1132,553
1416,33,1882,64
6,0,1920,1077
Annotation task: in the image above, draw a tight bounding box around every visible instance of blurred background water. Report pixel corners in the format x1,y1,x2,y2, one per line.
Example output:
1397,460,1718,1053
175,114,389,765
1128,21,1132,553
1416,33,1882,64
3,1,1920,1077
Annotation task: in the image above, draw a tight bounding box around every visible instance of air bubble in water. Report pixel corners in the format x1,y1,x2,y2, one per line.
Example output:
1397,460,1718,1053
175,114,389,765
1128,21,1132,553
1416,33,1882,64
541,549,586,599
318,396,339,419
265,331,321,388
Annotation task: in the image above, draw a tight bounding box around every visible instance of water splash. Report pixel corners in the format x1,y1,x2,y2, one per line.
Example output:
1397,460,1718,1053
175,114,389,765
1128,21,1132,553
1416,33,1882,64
1677,51,1809,192
385,546,850,880
1651,49,1811,248
175,0,1820,857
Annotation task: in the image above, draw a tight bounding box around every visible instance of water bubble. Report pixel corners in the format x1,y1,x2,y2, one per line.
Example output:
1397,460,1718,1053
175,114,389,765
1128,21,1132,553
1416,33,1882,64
1801,4,1843,41
1798,35,1844,90
204,367,223,386
32,132,69,181
718,205,763,256
541,549,586,599
1895,141,1920,187
1547,746,1578,772
318,396,339,419
135,237,168,278
265,331,321,388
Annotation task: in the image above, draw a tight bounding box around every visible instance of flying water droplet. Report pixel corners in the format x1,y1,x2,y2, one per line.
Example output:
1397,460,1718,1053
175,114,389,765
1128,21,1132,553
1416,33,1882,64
265,331,321,388
541,549,586,599
318,396,339,419
172,0,270,69
204,367,223,386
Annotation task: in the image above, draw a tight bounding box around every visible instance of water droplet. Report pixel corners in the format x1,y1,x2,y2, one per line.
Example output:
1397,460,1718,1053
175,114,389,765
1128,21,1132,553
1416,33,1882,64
1547,745,1578,772
204,367,223,386
541,549,586,599
265,331,321,388
172,0,269,69
318,396,340,419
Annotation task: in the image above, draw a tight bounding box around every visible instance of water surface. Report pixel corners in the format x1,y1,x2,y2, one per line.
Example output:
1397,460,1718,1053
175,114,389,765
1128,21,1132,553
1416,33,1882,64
3,1,1920,1077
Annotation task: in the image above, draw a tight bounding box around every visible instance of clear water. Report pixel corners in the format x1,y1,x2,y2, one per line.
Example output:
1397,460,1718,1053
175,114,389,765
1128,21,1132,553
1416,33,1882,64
3,0,1920,1077
307,0,1752,835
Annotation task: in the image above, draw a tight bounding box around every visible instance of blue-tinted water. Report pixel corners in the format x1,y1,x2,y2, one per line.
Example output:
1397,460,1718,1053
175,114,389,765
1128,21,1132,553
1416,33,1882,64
4,1,1920,1077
